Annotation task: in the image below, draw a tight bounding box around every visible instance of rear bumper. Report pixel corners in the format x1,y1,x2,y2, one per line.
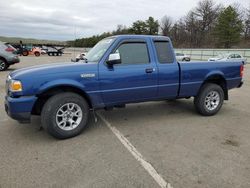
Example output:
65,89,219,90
5,95,37,123
238,81,244,88
7,56,20,65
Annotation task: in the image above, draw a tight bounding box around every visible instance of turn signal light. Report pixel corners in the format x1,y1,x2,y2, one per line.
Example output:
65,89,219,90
10,80,22,92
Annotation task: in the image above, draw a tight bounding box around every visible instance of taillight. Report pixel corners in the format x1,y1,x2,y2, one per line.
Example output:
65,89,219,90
5,47,14,52
240,65,244,78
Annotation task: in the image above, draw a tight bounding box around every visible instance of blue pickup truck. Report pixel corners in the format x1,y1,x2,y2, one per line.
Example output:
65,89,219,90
5,35,244,139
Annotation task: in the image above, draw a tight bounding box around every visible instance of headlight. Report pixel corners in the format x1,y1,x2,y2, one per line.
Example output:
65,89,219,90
9,80,22,92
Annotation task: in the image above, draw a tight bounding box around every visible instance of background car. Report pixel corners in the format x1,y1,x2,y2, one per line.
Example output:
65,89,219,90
13,44,43,57
3,42,17,53
208,53,247,64
175,53,190,61
71,52,86,62
30,47,43,56
0,42,20,71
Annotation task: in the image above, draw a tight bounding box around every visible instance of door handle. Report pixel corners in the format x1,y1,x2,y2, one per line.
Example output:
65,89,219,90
145,68,155,73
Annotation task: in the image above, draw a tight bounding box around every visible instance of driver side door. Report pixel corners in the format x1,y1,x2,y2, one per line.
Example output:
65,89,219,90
99,39,158,106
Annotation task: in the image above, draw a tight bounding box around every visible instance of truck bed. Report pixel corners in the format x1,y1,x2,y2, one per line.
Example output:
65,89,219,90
178,61,243,98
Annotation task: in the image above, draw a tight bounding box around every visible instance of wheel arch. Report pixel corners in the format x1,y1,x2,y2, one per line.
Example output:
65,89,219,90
32,85,93,115
0,56,7,63
200,73,228,100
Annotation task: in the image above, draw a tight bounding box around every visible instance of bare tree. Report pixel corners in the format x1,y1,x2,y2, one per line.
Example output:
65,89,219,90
243,5,250,39
161,16,172,36
185,11,200,47
170,18,189,47
192,0,222,46
194,0,221,31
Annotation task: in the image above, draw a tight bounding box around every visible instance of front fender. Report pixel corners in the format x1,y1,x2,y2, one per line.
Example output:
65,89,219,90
37,79,86,95
36,78,104,108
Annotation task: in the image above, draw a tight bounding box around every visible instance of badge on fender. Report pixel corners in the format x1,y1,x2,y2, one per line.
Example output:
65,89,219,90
80,73,96,78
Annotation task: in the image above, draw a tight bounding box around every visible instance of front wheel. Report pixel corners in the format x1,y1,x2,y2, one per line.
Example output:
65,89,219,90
194,83,224,116
41,92,89,139
22,50,29,56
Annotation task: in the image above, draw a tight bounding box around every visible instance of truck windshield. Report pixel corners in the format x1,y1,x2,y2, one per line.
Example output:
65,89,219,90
85,38,114,62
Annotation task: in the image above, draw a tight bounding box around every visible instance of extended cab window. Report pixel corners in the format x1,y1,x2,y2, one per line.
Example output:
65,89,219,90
154,41,174,63
116,42,149,65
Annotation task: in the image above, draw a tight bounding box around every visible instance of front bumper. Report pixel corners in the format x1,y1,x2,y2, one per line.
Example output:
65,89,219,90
5,95,37,123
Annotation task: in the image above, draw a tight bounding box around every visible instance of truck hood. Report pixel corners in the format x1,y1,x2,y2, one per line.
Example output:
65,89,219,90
10,62,97,79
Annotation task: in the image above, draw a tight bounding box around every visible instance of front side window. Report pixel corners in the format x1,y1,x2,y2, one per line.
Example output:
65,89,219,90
154,41,174,63
229,54,235,58
115,42,149,65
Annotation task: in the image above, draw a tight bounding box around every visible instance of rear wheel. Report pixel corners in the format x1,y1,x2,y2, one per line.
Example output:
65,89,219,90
194,83,224,116
0,59,8,71
34,52,40,57
41,92,89,139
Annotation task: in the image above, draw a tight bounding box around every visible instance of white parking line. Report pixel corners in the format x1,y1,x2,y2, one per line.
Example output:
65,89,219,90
97,113,173,188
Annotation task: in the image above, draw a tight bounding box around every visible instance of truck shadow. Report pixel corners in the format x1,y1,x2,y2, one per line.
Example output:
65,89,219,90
98,99,199,125
9,99,204,140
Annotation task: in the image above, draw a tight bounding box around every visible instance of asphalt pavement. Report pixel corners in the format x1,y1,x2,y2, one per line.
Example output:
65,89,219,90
0,54,249,188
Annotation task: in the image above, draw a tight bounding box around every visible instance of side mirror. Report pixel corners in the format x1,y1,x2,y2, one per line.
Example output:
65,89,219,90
107,53,121,66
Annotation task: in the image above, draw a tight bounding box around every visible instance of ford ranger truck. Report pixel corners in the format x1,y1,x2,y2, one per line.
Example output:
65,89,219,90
5,35,244,139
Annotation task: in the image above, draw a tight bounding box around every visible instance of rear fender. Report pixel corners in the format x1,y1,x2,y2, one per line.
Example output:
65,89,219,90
202,71,228,100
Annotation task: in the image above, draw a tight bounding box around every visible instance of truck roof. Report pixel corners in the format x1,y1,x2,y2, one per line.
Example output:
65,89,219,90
108,35,170,41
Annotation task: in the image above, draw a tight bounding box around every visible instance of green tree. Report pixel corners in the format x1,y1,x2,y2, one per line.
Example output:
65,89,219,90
130,17,159,35
146,16,159,35
130,20,148,34
214,6,243,48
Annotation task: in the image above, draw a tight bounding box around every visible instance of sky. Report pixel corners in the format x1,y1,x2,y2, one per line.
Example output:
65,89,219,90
0,0,249,41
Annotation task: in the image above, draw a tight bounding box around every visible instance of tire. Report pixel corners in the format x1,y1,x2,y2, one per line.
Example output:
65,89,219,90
34,52,40,57
0,58,8,71
194,83,224,116
182,58,190,61
22,50,29,56
41,92,89,139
